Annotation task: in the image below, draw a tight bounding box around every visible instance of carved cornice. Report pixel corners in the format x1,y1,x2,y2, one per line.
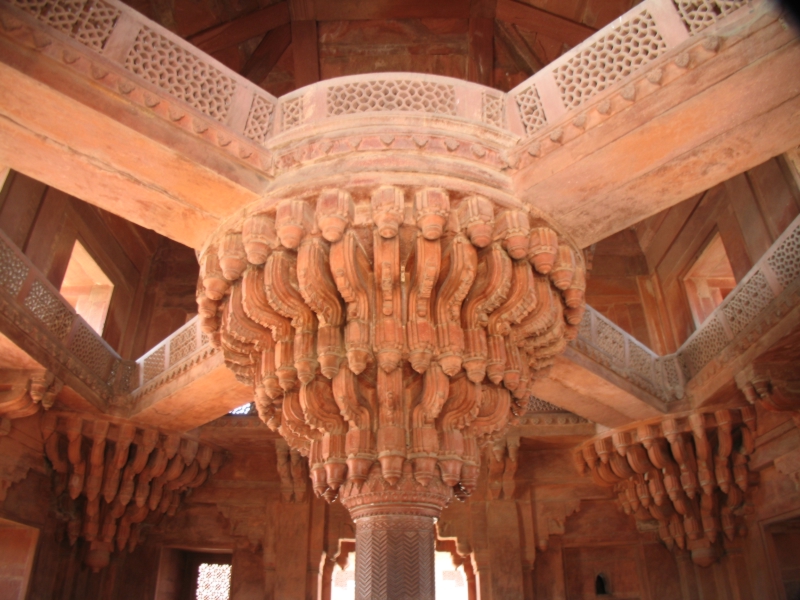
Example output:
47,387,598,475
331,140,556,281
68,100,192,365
577,406,757,566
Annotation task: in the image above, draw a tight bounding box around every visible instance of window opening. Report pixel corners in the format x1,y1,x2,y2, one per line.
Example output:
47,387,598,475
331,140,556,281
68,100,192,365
595,573,609,595
229,402,255,415
436,550,468,598
196,563,231,600
683,232,736,326
331,551,356,600
60,240,114,335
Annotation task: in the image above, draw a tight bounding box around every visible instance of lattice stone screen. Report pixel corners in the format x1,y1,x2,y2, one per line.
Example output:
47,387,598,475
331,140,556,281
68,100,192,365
125,27,236,122
281,95,304,130
721,270,775,337
196,563,231,600
513,85,547,136
554,9,666,109
244,95,275,145
326,80,456,116
10,0,120,50
672,0,748,34
481,92,505,128
767,225,800,288
23,280,74,340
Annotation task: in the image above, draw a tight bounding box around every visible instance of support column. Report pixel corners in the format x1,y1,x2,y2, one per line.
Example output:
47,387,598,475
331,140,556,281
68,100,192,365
340,463,452,600
354,515,435,600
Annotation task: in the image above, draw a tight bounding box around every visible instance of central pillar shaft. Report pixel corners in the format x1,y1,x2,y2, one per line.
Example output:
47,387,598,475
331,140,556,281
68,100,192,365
355,514,436,600
340,464,453,600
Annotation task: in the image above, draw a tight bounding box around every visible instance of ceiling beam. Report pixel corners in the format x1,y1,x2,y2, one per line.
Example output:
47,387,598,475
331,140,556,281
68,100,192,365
311,0,471,21
291,20,320,88
494,20,543,75
514,18,800,247
290,0,320,88
242,23,292,84
468,18,494,86
468,0,496,87
188,2,290,55
495,0,595,48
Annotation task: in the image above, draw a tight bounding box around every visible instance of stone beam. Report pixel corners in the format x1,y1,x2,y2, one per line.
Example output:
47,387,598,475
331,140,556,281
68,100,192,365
0,5,272,249
124,319,253,431
510,6,800,246
188,2,290,55
495,0,595,47
531,353,665,428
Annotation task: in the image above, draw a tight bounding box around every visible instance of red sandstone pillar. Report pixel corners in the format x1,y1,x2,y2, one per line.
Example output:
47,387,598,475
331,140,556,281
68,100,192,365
340,464,452,600
354,515,435,600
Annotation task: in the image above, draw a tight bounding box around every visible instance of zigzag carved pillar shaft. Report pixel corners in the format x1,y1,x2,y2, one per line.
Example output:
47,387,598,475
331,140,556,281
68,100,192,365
341,464,452,600
354,514,435,600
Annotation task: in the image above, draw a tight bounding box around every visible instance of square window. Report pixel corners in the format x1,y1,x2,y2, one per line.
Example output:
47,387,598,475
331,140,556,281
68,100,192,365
59,240,114,335
196,563,231,600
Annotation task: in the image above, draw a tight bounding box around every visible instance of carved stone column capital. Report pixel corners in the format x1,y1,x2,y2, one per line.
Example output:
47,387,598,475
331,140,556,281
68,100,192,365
205,179,585,597
340,463,452,520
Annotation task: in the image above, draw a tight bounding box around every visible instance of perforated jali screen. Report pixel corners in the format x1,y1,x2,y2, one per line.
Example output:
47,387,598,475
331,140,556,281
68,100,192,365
196,563,231,600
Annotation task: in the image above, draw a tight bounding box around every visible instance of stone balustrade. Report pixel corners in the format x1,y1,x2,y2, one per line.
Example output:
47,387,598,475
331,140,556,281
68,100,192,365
678,213,800,383
0,228,132,406
1,0,751,151
568,213,800,405
130,315,215,400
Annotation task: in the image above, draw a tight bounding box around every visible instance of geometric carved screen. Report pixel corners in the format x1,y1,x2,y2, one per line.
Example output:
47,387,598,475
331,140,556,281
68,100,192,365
196,563,231,600
554,10,666,109
244,95,275,146
10,0,121,50
326,80,456,117
513,85,547,136
126,28,236,122
672,0,747,34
